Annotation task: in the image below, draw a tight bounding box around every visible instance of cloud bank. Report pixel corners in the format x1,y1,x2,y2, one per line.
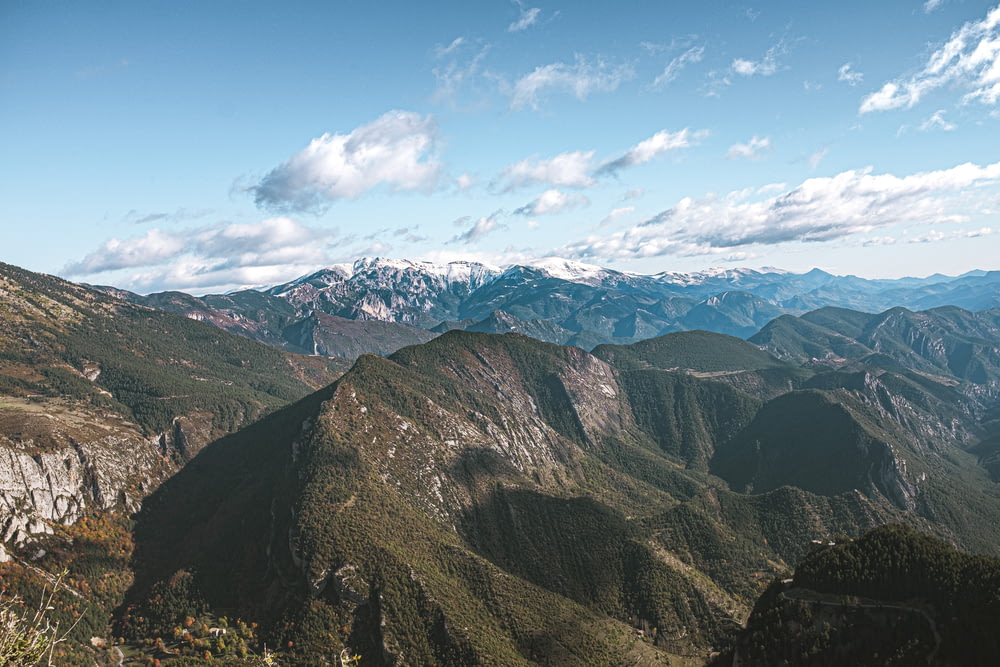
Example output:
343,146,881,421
559,161,1000,261
63,218,340,293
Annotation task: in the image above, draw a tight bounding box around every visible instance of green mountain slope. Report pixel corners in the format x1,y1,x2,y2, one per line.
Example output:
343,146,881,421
593,330,786,373
716,524,1000,666
755,305,1000,385
122,335,704,664
1,262,345,443
119,325,1000,665
0,261,347,664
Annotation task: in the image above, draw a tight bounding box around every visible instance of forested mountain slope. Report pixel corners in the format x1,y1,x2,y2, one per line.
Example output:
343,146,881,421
0,262,345,664
119,324,1000,664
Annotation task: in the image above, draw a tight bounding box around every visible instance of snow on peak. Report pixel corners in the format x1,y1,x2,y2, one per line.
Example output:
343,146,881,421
351,257,502,288
524,257,619,284
653,266,767,286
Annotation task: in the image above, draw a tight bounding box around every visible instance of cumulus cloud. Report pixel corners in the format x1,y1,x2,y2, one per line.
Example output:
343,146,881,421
860,5,1000,113
557,161,1000,261
452,210,505,244
920,109,958,131
838,63,863,86
250,111,442,213
597,128,703,175
726,136,772,160
508,55,634,110
652,46,705,88
64,218,340,293
514,189,589,216
494,150,597,191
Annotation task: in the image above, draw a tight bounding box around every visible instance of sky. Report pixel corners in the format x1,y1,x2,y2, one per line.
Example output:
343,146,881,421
2,0,1000,294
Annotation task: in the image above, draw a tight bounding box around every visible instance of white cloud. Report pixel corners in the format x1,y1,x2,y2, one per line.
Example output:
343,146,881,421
924,0,945,13
860,5,1000,113
623,188,645,200
251,111,442,213
862,236,899,247
508,4,541,32
508,55,634,110
653,46,705,88
911,226,992,242
432,43,491,106
808,147,829,168
838,63,863,86
599,206,635,227
920,109,957,131
597,128,703,175
435,37,466,58
726,136,772,160
452,210,505,244
124,207,213,225
557,161,1000,261
496,129,701,192
64,228,187,274
731,40,787,77
514,189,590,216
494,150,597,191
731,59,759,76
64,218,340,293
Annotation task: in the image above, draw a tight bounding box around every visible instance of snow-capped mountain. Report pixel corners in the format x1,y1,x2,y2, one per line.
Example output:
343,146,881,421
266,257,504,327
117,257,1000,360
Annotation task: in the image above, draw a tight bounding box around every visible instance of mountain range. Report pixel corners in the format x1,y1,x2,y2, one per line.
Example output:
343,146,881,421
99,257,1000,359
1,259,999,665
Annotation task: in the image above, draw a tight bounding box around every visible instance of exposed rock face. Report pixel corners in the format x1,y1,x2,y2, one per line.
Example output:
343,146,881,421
0,261,344,553
0,405,174,546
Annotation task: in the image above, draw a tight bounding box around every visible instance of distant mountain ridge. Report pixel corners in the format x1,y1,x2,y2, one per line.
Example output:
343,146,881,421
101,257,1000,359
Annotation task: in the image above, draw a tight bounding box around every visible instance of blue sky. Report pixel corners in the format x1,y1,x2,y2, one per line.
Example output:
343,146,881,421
2,0,999,294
